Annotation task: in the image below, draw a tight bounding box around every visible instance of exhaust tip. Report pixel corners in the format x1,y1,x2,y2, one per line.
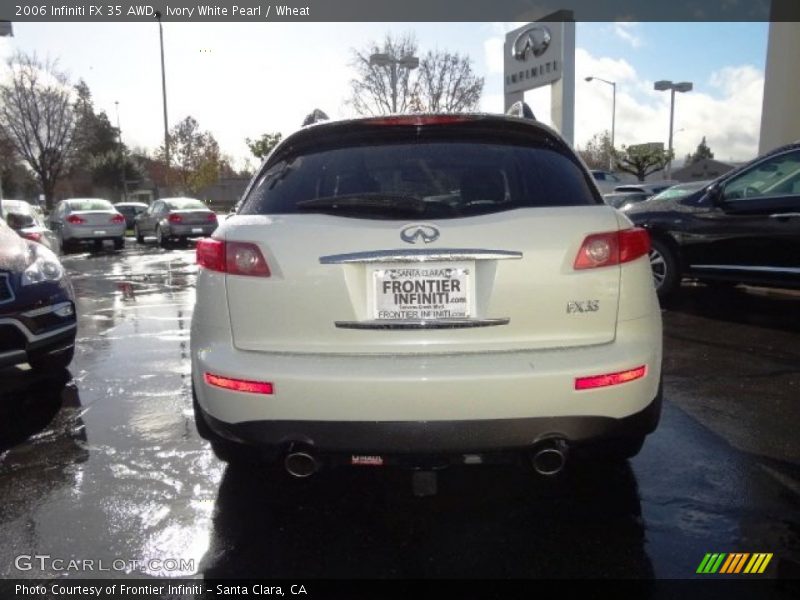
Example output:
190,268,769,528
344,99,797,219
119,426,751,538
530,439,568,476
284,451,318,478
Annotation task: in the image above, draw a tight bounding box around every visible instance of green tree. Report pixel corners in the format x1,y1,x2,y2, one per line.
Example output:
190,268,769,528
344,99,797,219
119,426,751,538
613,144,674,182
246,132,282,160
69,80,140,197
159,116,221,195
577,131,614,170
686,136,714,165
0,52,76,209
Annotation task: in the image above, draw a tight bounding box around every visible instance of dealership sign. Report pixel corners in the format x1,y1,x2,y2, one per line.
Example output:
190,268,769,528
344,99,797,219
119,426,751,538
504,22,566,94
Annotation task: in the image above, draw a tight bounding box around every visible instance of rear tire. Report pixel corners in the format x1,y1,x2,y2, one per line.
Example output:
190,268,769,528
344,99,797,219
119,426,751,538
649,238,680,299
28,346,74,371
156,226,170,249
114,237,124,250
135,225,145,244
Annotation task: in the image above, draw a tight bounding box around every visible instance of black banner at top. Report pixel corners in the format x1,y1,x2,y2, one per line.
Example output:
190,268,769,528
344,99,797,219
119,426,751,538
2,0,800,22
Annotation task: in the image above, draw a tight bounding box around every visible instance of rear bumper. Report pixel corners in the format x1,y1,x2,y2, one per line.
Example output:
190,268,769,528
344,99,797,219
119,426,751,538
64,225,126,240
0,310,76,368
192,312,663,452
199,390,661,453
167,224,217,237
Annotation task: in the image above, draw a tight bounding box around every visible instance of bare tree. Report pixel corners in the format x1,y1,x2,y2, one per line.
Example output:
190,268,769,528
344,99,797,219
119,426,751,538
577,131,613,170
414,50,483,113
348,34,419,115
0,52,75,209
348,33,484,116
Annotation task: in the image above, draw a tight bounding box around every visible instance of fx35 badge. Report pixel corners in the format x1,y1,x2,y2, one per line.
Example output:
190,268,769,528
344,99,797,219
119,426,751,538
567,300,599,314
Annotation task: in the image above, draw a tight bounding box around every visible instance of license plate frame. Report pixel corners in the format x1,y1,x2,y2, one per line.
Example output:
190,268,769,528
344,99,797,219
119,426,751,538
368,261,475,321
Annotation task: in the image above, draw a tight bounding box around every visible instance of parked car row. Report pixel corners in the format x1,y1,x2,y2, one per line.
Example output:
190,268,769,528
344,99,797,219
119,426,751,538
0,197,218,254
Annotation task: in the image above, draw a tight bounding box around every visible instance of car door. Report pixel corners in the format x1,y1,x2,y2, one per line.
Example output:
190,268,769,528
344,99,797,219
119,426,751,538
141,202,160,233
49,203,65,236
683,148,800,284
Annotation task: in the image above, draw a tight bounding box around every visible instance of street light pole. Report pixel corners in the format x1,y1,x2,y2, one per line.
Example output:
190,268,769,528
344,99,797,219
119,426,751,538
654,80,693,180
369,52,419,113
114,101,128,202
155,11,170,190
585,76,616,170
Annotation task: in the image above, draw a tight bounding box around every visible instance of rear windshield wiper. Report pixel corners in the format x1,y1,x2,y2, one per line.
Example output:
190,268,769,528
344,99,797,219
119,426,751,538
296,193,426,214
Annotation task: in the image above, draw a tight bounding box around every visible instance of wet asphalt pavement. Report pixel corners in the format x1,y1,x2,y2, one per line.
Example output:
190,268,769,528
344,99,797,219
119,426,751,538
1,239,799,580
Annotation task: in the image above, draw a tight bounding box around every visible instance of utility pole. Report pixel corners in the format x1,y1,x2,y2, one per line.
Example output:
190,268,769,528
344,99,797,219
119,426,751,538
155,11,170,192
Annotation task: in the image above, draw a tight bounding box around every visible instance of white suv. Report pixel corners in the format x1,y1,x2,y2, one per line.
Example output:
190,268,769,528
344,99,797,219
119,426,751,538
191,112,662,477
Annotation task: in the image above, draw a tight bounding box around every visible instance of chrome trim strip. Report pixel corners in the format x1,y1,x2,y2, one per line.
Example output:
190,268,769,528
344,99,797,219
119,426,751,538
21,301,73,318
769,213,800,218
0,349,27,362
691,265,800,274
0,273,14,305
335,318,510,330
0,318,77,342
320,249,522,264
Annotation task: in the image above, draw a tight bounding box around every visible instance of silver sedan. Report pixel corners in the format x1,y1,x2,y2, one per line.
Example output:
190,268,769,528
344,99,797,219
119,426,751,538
134,197,218,248
49,198,127,252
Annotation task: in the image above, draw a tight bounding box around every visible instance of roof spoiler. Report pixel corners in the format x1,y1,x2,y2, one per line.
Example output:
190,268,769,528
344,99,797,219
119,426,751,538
302,109,329,126
506,101,536,121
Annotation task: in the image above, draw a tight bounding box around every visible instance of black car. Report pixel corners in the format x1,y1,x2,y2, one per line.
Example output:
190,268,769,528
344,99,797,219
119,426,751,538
113,201,149,230
626,142,800,297
0,220,77,371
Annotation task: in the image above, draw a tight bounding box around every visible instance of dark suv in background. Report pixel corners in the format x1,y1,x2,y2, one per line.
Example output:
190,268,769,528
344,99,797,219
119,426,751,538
626,142,800,297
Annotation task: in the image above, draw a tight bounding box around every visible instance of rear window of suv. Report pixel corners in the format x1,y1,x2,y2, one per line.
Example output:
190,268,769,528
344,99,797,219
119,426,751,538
240,126,599,219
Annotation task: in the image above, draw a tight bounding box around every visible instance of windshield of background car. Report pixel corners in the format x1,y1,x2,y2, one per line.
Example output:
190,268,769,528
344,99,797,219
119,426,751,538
650,182,709,201
240,129,599,220
167,199,206,210
68,199,114,211
723,151,800,200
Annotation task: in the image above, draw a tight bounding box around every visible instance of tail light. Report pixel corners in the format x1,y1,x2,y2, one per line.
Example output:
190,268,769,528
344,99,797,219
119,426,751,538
196,238,270,277
168,214,183,223
22,231,43,242
207,213,217,222
110,214,125,224
204,372,274,395
574,228,650,270
66,215,85,225
575,365,647,390
367,115,475,126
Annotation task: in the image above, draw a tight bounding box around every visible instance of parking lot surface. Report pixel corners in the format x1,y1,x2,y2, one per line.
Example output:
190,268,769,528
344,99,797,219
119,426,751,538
1,242,799,579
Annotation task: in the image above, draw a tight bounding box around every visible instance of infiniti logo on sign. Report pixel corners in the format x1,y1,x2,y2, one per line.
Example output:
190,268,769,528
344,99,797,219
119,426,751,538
400,224,440,244
512,26,552,61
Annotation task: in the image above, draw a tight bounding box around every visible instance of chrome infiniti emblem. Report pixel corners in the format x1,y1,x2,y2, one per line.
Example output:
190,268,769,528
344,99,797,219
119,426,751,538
400,224,439,244
512,26,552,61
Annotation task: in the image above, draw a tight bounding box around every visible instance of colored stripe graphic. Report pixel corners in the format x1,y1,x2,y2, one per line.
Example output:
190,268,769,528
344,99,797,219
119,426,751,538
733,553,750,573
697,552,773,575
698,553,727,574
745,553,773,574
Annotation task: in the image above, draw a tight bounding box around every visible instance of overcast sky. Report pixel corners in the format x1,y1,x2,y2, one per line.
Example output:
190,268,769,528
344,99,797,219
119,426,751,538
0,21,768,168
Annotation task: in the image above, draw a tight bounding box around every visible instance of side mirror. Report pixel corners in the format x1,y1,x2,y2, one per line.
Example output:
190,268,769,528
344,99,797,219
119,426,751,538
705,183,724,206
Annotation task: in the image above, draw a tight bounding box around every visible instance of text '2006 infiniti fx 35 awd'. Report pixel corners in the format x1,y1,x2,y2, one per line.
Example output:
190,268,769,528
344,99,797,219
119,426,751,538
190,110,663,478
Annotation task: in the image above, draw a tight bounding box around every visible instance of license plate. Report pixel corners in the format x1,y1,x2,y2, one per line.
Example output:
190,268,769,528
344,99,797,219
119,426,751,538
192,228,203,233
369,261,473,320
93,230,106,235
